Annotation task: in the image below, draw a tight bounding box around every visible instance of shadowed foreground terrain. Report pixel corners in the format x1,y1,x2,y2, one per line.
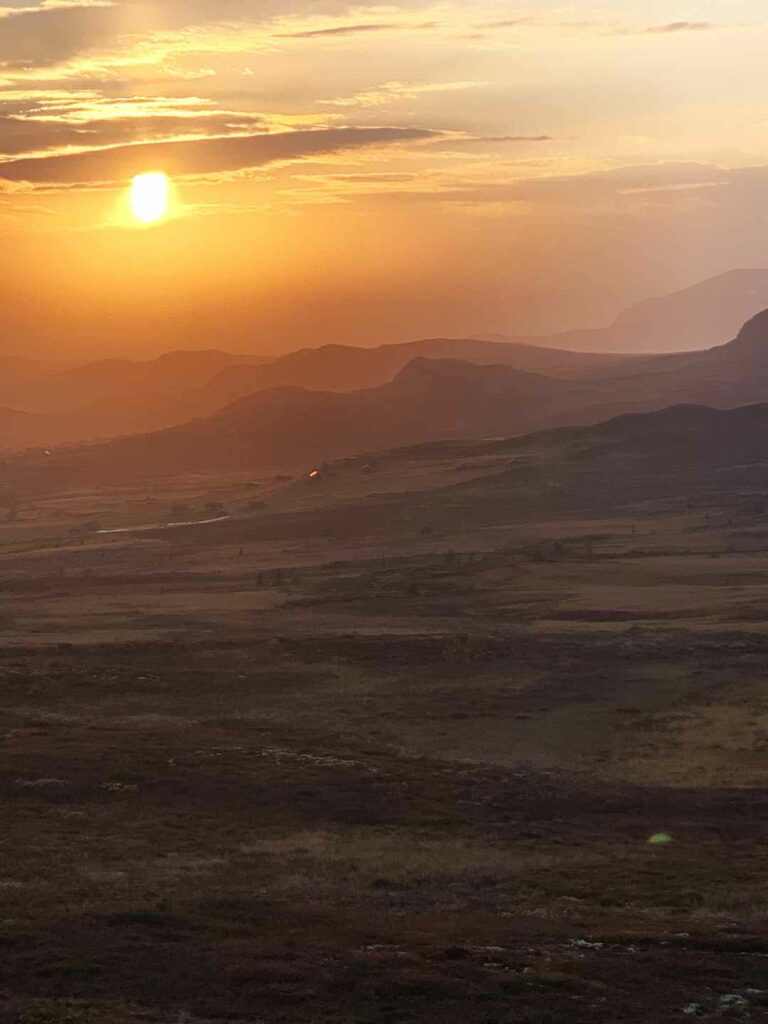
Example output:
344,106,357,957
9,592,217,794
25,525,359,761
3,411,768,1022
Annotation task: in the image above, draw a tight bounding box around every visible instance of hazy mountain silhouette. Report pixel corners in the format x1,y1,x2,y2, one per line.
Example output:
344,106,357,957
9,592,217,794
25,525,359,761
0,406,61,448
578,308,768,410
5,277,768,457
520,269,768,354
81,284,768,437
4,358,601,487
0,339,637,447
12,367,768,543
3,271,765,429
0,338,628,441
0,357,63,392
10,306,768,475
4,349,267,415
1,270,764,436
185,337,634,417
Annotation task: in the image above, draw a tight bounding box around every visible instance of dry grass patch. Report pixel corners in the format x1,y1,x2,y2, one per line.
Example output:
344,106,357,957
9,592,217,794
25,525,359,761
238,827,616,898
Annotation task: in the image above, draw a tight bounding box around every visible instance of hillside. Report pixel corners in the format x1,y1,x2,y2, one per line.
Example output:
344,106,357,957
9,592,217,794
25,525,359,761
174,400,768,549
12,341,768,519
186,336,635,416
0,338,633,447
468,402,768,516
1,358,595,488
0,405,61,449
575,308,768,409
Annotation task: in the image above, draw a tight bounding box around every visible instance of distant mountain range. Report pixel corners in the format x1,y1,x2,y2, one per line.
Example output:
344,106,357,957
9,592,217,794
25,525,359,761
0,349,267,415
12,307,768,491
181,334,630,414
4,270,768,464
4,358,583,488
516,268,768,354
556,307,768,412
0,335,633,448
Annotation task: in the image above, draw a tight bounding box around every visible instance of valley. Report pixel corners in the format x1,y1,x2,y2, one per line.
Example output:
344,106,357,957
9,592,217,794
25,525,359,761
3,271,768,458
3,416,768,1022
6,9,768,1021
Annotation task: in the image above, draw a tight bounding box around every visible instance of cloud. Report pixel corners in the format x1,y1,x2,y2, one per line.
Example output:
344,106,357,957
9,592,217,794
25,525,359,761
459,135,553,144
329,162,733,208
645,21,714,34
319,80,485,109
445,163,728,204
0,111,266,157
0,0,113,17
278,22,409,39
0,125,437,183
0,90,272,157
0,0,431,70
0,1,121,66
315,162,768,219
480,14,721,40
422,134,557,154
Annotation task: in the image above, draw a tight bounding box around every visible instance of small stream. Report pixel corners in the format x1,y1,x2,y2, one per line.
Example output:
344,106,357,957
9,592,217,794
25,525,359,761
97,514,231,535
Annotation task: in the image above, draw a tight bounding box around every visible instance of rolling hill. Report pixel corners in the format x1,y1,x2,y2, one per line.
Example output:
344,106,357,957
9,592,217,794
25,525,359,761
183,336,635,418
1,358,597,488
0,338,635,446
192,401,768,548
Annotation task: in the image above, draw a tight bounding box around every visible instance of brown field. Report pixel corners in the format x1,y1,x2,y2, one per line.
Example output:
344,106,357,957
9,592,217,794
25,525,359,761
3,457,768,1023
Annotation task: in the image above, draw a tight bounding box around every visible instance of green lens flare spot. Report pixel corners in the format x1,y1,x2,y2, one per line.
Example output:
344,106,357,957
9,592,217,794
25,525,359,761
647,832,673,845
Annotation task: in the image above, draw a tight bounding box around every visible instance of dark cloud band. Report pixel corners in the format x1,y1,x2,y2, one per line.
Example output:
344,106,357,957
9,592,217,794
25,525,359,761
645,21,714,34
0,112,266,158
0,125,437,184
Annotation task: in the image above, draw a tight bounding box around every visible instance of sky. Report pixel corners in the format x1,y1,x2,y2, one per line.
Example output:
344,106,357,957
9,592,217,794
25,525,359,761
2,0,768,358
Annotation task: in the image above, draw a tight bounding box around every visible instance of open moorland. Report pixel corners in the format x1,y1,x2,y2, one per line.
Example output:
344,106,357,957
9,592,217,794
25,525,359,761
3,416,768,1023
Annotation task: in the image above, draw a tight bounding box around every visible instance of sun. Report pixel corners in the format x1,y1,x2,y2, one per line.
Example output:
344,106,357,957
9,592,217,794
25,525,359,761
130,172,170,224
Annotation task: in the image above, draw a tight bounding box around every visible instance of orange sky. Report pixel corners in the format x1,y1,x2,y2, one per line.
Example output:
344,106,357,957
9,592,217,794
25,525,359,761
2,0,768,357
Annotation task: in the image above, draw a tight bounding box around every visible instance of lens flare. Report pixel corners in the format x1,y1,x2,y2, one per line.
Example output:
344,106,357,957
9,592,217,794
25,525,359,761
130,172,170,224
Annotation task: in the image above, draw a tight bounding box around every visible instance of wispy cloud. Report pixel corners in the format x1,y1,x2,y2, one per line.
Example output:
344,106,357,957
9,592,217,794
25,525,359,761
353,162,731,208
0,0,113,18
479,13,723,40
0,112,267,158
320,80,485,109
278,22,424,39
461,135,554,144
0,0,121,67
0,125,437,184
0,90,273,158
645,21,715,34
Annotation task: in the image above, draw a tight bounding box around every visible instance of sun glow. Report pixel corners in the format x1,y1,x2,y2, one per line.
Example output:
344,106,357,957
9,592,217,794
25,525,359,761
130,172,170,224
